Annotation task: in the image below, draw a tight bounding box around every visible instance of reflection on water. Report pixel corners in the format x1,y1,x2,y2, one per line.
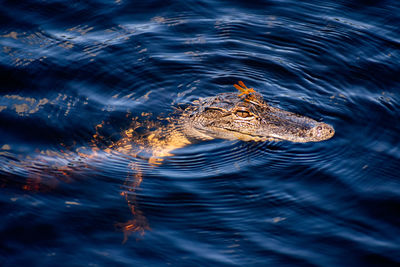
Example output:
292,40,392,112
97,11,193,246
1,0,400,265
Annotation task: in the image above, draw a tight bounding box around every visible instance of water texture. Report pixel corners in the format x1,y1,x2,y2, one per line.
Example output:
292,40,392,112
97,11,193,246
1,0,399,266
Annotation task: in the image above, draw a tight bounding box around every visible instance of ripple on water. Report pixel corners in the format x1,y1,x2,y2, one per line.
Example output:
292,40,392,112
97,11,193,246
1,0,400,265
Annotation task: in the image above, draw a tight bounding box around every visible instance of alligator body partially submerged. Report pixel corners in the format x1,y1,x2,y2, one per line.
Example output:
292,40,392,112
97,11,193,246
114,82,334,164
1,81,334,239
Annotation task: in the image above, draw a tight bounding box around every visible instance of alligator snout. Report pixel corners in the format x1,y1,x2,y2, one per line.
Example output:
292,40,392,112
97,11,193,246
310,123,335,141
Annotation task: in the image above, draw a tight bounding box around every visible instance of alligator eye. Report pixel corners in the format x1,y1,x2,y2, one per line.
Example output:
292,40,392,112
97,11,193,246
235,110,252,118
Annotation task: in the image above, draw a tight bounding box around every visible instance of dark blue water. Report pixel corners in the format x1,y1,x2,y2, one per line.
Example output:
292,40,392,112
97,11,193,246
1,0,400,265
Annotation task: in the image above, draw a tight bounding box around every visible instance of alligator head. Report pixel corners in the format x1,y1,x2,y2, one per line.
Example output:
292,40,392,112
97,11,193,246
183,87,334,143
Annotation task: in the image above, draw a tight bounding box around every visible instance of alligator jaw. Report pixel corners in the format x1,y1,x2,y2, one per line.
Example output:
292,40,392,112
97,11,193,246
253,107,335,143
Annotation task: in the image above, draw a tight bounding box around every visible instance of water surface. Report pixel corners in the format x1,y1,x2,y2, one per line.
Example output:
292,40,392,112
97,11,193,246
1,0,399,266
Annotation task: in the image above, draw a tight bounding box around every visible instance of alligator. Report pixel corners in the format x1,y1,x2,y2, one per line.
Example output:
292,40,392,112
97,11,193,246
112,81,334,165
1,81,334,241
